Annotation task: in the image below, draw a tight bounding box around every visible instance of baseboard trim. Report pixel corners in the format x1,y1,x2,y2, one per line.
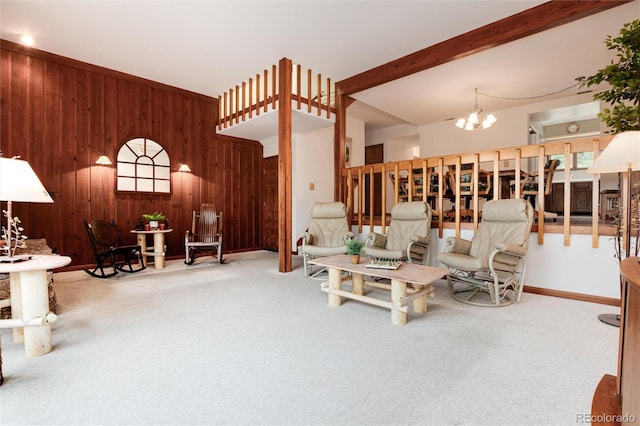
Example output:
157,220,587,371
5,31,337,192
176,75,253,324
524,286,620,306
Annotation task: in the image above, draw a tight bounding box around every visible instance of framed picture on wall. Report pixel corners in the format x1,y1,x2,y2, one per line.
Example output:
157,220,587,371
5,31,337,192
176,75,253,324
345,137,352,167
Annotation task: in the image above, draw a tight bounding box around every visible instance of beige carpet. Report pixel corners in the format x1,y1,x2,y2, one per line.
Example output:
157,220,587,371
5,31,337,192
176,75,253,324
0,251,619,425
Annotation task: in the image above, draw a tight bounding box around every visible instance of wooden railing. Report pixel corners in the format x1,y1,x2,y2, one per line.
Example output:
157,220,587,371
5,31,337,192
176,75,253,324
341,135,617,248
217,60,335,131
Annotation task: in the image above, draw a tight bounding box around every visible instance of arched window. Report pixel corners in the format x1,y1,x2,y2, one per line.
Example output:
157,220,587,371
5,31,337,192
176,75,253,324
116,138,171,193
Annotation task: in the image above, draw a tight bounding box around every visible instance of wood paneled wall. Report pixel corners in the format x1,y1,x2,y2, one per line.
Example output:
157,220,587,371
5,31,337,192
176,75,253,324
0,40,263,268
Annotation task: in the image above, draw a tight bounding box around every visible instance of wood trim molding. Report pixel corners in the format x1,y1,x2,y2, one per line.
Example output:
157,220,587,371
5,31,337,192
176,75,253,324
524,285,620,306
336,1,630,95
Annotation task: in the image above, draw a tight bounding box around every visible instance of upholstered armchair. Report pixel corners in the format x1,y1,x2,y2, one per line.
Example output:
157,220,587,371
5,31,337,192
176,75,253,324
301,202,354,278
362,201,432,265
437,198,534,306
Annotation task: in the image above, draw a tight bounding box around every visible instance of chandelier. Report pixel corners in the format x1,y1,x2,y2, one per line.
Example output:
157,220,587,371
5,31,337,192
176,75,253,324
455,88,497,131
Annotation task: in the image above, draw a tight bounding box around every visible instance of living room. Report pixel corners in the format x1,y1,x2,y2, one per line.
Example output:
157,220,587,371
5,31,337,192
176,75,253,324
0,1,638,423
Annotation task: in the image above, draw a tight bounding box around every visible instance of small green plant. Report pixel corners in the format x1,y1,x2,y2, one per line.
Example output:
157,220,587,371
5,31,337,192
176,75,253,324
142,211,166,222
345,239,364,255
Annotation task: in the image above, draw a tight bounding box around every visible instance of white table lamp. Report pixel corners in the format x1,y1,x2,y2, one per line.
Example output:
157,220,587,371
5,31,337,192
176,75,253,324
588,131,640,326
0,156,54,262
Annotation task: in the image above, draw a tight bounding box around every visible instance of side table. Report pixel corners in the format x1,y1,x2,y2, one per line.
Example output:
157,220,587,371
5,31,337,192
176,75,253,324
0,254,71,357
131,229,173,268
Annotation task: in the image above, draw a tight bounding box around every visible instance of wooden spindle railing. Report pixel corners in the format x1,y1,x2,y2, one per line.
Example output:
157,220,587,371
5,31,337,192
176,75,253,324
217,59,336,131
341,135,615,246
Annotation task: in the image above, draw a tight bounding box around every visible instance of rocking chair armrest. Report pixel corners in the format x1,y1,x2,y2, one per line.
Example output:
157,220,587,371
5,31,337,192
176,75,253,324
444,236,472,255
185,230,193,243
341,232,355,244
366,232,387,248
301,232,313,246
409,235,430,247
493,242,527,257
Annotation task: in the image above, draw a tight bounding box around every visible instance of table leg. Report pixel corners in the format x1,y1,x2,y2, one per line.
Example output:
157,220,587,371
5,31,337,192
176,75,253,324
413,289,428,314
136,234,147,267
391,279,408,325
352,272,364,295
153,232,165,268
9,272,23,343
20,269,52,357
328,267,342,307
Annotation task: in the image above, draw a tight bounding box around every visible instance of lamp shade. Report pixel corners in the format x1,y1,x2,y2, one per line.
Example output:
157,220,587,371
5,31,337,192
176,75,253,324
0,157,54,203
587,131,640,174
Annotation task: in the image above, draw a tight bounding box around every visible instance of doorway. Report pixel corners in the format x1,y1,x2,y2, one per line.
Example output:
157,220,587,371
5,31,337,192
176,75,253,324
365,144,384,217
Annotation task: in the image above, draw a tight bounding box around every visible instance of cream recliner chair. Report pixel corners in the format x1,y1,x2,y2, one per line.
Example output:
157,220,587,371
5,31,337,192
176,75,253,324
301,201,354,278
362,201,432,265
437,198,534,307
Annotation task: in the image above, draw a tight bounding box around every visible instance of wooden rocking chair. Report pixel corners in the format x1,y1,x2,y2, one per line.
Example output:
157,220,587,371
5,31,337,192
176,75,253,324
185,204,223,265
84,219,146,278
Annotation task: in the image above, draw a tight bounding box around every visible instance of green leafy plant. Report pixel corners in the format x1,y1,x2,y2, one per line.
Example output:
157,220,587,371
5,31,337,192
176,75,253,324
345,239,364,255
582,19,640,132
142,211,166,222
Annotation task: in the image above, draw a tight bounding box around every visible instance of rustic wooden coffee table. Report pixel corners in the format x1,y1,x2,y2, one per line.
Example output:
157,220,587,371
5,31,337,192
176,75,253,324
309,255,447,325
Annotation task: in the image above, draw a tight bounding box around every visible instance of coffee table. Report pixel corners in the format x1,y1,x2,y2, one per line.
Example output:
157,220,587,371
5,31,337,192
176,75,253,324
309,255,447,325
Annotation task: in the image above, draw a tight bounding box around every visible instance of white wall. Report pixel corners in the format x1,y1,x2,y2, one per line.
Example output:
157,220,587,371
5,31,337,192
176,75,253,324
292,128,335,249
351,225,620,299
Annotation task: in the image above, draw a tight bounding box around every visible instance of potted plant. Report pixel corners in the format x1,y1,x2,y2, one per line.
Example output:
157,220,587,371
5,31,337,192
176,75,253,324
142,212,166,230
582,19,640,133
582,19,640,327
346,239,364,264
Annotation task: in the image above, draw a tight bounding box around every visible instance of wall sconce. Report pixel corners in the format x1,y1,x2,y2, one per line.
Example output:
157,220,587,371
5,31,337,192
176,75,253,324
178,163,191,172
96,152,112,166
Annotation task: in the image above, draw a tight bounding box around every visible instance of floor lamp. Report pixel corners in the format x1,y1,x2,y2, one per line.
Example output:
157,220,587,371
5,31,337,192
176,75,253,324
587,131,640,327
0,155,54,262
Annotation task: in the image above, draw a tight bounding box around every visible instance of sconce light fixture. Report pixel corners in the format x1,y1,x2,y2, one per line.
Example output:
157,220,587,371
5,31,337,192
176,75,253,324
178,163,192,172
455,88,497,131
96,152,112,166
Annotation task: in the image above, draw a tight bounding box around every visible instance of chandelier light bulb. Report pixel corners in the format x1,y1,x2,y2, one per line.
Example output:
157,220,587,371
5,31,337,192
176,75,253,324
455,88,497,131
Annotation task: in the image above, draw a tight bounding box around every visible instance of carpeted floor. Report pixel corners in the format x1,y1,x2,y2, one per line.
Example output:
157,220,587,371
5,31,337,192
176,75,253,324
0,251,619,425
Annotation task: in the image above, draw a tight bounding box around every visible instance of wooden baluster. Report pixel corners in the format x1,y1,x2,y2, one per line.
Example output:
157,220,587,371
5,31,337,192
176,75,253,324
326,77,331,118
537,146,546,245
296,64,301,110
223,92,228,128
437,158,444,238
256,74,260,115
317,73,322,116
307,69,312,113
381,164,387,234
564,143,572,246
248,78,253,119
493,152,500,200
369,166,374,230
218,95,223,131
271,64,277,110
358,168,363,234
263,69,268,113
241,81,246,122
235,85,240,124
591,139,601,248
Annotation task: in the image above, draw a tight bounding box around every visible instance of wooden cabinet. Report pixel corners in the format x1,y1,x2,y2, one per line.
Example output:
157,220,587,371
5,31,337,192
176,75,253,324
545,181,593,214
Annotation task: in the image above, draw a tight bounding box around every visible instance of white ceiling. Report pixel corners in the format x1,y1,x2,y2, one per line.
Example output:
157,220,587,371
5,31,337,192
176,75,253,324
1,1,638,135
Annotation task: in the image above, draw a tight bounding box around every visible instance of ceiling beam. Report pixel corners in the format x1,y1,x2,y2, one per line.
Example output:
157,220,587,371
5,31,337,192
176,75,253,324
336,0,631,96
